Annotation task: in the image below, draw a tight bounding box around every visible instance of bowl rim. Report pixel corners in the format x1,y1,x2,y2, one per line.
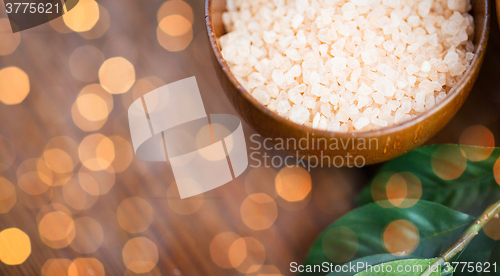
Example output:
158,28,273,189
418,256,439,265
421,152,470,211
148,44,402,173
205,0,491,138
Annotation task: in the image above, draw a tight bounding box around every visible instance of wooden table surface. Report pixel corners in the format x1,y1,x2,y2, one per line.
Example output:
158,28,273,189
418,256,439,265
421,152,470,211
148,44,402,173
0,0,500,275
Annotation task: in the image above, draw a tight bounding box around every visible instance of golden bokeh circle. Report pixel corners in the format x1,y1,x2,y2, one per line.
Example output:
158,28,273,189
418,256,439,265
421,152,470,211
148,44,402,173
72,84,113,131
157,0,194,24
210,232,241,269
79,3,110,40
62,178,98,211
79,133,115,171
78,165,115,196
68,258,105,276
322,226,358,263
240,193,278,230
63,0,100,32
99,57,136,94
431,145,467,181
229,237,265,273
159,15,192,36
484,216,500,240
383,220,420,255
371,172,422,208
117,197,154,234
157,24,193,52
39,211,75,242
122,237,159,274
459,125,495,161
275,166,312,202
44,148,75,174
0,18,21,56
107,136,134,173
0,228,31,265
42,259,72,276
0,66,30,105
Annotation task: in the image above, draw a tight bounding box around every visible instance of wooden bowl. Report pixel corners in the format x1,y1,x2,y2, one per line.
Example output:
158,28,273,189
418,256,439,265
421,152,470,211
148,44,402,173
205,0,491,166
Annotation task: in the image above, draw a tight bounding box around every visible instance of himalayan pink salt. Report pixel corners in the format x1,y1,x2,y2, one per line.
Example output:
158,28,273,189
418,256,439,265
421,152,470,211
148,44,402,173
221,0,475,132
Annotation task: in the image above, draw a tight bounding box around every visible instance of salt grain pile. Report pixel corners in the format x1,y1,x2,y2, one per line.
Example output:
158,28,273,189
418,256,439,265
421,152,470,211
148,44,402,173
220,0,475,131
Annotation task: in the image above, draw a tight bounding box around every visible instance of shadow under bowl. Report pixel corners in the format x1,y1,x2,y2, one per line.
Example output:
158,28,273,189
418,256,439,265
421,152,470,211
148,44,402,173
205,0,491,166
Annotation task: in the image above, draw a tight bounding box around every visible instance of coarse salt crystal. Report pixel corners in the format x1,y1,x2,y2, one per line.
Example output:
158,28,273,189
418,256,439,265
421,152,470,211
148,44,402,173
253,87,271,105
222,0,475,132
374,77,396,97
288,104,310,125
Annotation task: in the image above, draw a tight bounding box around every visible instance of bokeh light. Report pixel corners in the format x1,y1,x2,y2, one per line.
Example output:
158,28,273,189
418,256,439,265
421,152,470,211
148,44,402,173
68,258,105,276
109,136,134,172
383,220,420,255
229,237,265,273
78,166,116,195
240,193,278,230
117,197,153,233
122,237,159,274
0,228,31,265
210,232,241,269
0,177,16,214
484,216,500,240
459,125,495,161
79,4,110,40
42,259,72,276
99,57,136,94
44,148,75,174
371,172,422,208
63,0,100,32
38,211,76,249
0,135,15,171
0,18,21,56
70,217,104,254
17,158,52,195
159,15,192,36
275,166,311,202
156,1,194,52
167,182,204,215
494,157,500,186
0,66,30,105
431,145,467,181
157,23,193,52
62,178,98,210
157,0,193,24
69,45,105,82
322,226,358,263
72,84,114,131
79,133,115,171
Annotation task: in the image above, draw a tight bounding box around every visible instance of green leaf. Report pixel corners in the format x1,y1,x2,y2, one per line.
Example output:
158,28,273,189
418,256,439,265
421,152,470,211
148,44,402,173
353,258,440,276
301,200,474,276
357,145,500,217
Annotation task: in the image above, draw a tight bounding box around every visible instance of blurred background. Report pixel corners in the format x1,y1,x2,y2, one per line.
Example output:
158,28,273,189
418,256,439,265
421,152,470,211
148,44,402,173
0,0,499,275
